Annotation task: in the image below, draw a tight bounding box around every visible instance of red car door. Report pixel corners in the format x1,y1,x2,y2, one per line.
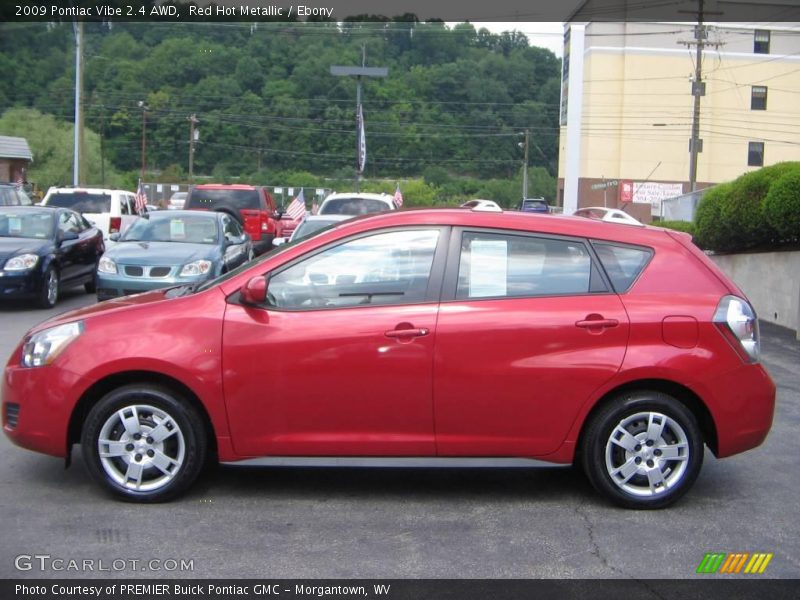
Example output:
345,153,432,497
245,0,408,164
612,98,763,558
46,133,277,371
222,228,446,457
433,229,630,457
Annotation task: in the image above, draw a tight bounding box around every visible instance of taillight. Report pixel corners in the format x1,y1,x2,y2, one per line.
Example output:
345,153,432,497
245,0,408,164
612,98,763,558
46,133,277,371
713,295,760,363
261,212,269,232
109,216,122,234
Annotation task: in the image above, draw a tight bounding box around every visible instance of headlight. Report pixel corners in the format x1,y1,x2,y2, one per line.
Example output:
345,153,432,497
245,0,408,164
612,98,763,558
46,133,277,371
22,321,84,368
98,256,117,274
4,254,39,271
180,260,212,277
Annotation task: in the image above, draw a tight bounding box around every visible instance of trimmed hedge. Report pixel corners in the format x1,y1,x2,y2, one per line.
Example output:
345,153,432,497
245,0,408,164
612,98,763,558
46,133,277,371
694,162,800,252
763,168,800,244
656,220,695,236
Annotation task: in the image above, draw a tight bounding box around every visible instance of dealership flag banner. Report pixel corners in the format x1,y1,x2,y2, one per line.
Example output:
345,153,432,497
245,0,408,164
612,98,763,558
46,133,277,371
286,189,307,221
357,103,366,173
394,183,403,207
135,179,147,214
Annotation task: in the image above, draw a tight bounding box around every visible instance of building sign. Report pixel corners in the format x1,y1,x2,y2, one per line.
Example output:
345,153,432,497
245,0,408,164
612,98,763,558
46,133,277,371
620,181,684,216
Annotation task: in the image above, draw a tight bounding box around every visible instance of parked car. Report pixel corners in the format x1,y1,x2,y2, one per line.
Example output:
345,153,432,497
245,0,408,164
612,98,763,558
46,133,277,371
95,210,252,301
574,206,645,227
460,199,502,212
516,198,550,213
3,209,774,507
0,182,34,207
273,214,352,246
167,192,187,211
0,205,104,308
41,187,141,242
184,184,281,255
317,192,397,216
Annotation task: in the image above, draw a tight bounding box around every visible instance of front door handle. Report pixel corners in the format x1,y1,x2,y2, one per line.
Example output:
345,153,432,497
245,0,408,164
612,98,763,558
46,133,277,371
385,327,430,339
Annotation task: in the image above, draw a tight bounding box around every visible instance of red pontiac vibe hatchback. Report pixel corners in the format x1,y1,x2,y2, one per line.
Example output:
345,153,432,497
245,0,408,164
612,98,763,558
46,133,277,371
2,208,775,508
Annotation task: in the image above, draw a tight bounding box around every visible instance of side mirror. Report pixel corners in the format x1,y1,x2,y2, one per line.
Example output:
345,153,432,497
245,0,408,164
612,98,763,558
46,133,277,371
58,230,79,243
240,275,268,305
109,232,121,242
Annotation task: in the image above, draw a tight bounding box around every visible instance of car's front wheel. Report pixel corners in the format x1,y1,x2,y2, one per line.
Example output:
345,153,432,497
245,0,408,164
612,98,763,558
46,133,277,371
37,266,59,309
81,385,207,502
581,391,704,509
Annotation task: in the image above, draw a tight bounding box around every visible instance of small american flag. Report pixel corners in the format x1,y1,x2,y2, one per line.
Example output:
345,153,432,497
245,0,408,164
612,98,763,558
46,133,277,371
134,180,147,214
394,183,403,207
285,189,307,221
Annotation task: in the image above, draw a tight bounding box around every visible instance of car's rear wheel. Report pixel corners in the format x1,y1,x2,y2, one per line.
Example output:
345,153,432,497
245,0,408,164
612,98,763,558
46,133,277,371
581,391,703,509
81,385,207,502
37,266,59,309
84,272,97,294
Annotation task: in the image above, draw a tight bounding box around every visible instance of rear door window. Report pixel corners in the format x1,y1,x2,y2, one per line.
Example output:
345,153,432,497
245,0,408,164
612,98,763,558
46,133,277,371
456,231,603,299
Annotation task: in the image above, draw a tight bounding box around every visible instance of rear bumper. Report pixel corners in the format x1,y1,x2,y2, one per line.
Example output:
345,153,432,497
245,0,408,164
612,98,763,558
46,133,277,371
707,362,776,458
251,234,274,256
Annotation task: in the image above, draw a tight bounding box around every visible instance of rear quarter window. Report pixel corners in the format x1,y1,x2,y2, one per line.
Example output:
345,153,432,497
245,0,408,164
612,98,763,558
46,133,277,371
592,242,653,292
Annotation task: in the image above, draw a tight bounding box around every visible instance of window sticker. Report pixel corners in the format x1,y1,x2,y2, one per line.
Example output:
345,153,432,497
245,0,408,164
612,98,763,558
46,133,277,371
469,239,508,297
170,219,186,240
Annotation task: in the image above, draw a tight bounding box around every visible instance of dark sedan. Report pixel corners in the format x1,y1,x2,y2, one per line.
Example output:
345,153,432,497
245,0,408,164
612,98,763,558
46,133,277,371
0,206,104,308
96,210,252,301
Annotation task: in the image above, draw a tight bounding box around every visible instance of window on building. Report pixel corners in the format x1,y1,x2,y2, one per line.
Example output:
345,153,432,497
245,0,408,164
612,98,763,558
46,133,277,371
751,86,768,110
754,30,770,54
748,142,764,167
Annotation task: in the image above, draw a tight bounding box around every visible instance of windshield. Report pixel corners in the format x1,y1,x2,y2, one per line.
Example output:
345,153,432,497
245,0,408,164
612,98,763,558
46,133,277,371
46,192,111,213
292,219,341,242
319,198,391,215
0,212,53,239
122,214,219,244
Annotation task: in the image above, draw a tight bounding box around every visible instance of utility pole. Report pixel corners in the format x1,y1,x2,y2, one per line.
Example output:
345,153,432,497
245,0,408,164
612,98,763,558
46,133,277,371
681,0,721,192
519,130,530,200
72,20,84,186
188,113,199,179
138,101,149,179
330,46,388,192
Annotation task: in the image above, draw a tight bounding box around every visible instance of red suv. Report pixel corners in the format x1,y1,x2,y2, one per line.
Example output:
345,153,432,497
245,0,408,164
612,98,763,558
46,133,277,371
2,208,775,507
184,184,282,255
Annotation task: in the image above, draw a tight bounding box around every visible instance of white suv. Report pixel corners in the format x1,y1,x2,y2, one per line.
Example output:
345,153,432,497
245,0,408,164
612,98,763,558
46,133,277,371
317,192,397,216
41,187,142,242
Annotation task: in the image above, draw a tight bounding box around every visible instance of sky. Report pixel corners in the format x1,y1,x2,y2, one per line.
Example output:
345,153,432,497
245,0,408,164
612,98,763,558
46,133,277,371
447,21,565,56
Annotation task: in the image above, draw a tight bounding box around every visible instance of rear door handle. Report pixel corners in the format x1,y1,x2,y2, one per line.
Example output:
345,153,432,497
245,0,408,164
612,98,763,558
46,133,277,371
575,317,619,329
385,328,430,339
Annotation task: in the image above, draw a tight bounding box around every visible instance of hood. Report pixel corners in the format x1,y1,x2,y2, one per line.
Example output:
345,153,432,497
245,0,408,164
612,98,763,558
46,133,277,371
0,236,50,260
26,287,207,335
103,241,219,265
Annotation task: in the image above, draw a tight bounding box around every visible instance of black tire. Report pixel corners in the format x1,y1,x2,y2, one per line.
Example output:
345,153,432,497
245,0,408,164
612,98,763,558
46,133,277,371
80,384,207,502
37,266,59,309
580,391,704,509
84,273,97,294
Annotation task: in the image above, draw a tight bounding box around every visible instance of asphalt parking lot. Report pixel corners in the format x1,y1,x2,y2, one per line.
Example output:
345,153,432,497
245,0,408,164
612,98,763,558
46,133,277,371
0,290,798,579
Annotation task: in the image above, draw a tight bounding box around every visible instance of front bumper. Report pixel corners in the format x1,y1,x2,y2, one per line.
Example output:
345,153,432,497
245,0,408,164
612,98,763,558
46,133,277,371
3,358,83,458
0,269,44,300
96,270,214,301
